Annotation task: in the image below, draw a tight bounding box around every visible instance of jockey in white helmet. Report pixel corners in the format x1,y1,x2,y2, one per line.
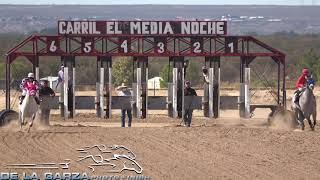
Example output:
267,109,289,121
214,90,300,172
19,72,40,105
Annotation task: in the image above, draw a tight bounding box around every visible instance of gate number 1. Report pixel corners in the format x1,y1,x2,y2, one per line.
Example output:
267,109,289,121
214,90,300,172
228,42,234,53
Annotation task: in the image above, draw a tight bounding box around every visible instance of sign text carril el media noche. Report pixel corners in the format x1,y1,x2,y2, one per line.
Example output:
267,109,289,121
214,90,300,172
58,21,227,35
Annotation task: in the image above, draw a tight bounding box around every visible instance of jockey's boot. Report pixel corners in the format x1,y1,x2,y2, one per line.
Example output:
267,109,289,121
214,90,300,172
19,96,25,105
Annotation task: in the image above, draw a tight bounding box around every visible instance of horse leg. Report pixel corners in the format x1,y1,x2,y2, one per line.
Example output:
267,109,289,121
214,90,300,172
30,113,35,127
298,111,305,130
306,116,314,131
27,113,35,133
19,111,23,130
313,111,317,126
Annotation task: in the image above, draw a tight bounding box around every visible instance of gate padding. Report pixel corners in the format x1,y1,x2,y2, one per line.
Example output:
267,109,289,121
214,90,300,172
46,95,238,110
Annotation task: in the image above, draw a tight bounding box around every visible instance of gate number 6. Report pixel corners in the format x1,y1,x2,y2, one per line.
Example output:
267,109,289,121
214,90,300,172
49,41,57,52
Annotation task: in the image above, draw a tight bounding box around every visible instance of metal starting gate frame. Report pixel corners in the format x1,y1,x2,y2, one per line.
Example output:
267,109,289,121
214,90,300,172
3,20,286,119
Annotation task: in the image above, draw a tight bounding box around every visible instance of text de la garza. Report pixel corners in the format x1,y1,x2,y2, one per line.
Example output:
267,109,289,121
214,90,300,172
0,172,90,180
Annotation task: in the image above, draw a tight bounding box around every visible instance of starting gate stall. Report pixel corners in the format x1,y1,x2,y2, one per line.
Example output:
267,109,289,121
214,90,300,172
96,56,112,118
167,56,185,118
203,56,221,118
2,20,286,121
132,56,148,118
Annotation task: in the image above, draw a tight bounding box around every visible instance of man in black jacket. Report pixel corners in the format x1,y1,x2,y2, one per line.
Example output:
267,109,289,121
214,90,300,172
39,80,55,125
184,81,197,127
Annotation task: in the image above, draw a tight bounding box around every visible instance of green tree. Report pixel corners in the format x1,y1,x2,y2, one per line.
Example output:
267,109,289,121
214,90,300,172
159,64,171,88
0,61,4,80
185,61,200,86
299,49,320,81
112,57,133,86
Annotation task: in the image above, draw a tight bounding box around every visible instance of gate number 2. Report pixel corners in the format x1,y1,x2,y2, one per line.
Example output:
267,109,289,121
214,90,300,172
193,42,201,53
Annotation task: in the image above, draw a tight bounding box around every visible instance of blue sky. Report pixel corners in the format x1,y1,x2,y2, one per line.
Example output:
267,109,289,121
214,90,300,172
0,0,319,5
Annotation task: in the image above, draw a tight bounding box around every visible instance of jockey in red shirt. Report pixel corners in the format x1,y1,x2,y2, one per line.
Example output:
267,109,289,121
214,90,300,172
295,68,310,89
293,68,315,103
19,72,40,105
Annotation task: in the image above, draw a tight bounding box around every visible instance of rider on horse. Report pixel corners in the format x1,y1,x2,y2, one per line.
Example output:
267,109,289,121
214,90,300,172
19,72,40,105
293,68,315,105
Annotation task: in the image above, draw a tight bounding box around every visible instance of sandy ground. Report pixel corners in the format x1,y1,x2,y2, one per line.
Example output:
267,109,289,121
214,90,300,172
1,89,320,179
0,113,320,179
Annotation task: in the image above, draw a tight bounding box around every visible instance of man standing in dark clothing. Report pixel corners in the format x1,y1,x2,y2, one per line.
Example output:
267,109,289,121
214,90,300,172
39,80,55,97
39,80,55,125
117,83,133,127
184,80,197,127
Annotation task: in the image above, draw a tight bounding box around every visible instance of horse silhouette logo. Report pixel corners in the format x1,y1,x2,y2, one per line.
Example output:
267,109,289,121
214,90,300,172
77,144,143,173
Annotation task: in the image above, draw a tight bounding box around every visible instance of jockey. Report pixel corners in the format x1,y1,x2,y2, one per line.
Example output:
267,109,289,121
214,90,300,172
293,68,315,103
19,72,40,105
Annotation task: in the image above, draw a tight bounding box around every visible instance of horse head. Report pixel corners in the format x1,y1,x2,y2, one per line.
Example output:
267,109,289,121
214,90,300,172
308,84,315,91
109,154,143,174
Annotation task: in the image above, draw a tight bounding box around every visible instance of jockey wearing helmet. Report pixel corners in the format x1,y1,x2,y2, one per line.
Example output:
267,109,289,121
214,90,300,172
19,72,40,105
293,68,315,103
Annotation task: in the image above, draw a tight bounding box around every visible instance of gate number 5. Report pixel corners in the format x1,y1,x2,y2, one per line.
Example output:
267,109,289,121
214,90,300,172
83,42,92,53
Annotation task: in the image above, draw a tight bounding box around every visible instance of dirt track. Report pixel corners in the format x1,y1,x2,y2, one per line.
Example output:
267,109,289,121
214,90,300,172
1,114,320,180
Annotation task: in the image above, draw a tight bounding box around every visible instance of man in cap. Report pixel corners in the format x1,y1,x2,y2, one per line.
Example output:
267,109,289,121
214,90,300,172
19,72,40,105
39,80,55,124
117,83,133,127
39,80,55,97
184,80,197,127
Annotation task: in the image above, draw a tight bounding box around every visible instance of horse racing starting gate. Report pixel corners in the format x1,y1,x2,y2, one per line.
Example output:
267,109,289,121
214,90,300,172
2,20,286,120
